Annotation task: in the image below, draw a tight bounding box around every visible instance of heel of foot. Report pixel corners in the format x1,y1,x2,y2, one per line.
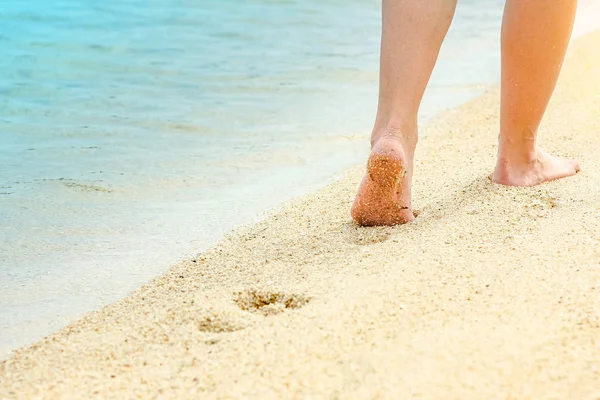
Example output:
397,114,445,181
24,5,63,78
367,153,404,187
351,137,414,226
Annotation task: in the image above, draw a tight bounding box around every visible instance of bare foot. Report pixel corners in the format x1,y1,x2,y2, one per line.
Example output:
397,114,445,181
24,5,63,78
351,133,415,226
492,147,580,187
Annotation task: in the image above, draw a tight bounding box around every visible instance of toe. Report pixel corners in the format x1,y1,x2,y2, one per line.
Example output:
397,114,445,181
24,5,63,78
554,158,580,181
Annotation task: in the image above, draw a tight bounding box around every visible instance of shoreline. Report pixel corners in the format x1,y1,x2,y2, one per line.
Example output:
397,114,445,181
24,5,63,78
3,1,598,361
1,0,501,360
2,28,600,398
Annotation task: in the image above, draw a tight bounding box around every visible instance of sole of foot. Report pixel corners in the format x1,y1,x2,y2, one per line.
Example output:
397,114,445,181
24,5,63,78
351,135,415,226
492,148,580,187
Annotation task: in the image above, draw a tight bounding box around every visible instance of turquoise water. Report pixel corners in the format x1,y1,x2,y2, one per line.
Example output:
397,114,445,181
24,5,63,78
1,0,597,358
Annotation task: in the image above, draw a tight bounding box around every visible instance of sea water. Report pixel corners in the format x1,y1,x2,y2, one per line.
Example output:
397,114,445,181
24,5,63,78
0,0,598,358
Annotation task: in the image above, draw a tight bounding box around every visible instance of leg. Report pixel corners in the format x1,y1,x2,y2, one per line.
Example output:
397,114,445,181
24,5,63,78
351,0,457,226
493,0,580,186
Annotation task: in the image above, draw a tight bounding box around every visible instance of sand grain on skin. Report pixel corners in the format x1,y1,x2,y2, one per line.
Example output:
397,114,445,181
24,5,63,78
2,31,600,400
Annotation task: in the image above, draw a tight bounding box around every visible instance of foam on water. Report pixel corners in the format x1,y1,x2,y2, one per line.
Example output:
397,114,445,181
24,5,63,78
1,0,598,358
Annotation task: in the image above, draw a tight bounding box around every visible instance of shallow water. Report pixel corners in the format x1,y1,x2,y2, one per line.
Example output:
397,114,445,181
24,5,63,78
1,0,598,358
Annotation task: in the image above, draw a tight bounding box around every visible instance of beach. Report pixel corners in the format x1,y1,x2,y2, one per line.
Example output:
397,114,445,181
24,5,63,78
0,0,507,357
2,24,600,399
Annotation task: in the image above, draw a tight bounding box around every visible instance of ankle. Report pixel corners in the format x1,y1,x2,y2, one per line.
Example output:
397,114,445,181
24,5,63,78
498,137,538,164
370,121,418,150
498,126,538,157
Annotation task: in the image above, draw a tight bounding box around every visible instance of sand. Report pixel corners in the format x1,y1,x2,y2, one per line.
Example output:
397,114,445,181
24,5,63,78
2,30,600,400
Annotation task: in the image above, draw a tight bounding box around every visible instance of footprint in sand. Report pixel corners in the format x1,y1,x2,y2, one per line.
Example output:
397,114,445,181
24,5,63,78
233,288,311,316
196,309,249,333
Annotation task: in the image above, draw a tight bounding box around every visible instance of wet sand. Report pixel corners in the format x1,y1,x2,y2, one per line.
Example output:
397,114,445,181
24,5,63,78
2,30,600,399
